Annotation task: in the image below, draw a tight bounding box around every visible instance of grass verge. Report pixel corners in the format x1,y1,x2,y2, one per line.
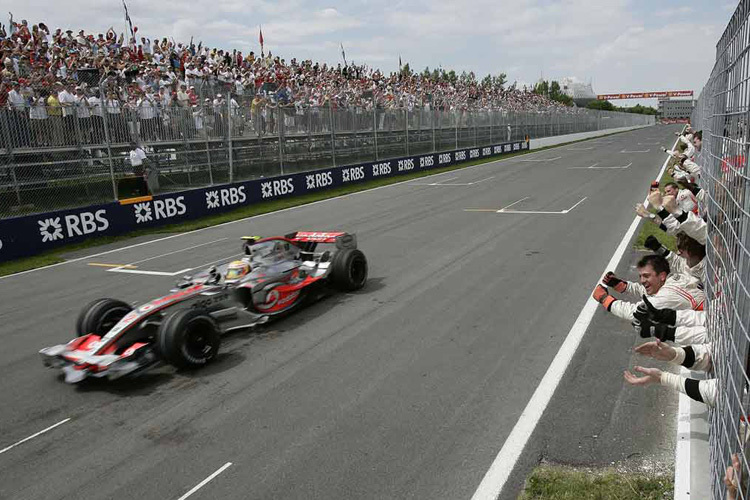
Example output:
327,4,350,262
0,127,646,277
519,464,673,500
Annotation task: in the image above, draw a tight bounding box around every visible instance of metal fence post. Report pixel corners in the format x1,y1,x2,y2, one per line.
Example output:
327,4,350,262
405,108,409,156
99,89,118,200
373,107,379,160
0,111,21,206
329,106,336,167
455,111,458,149
278,106,284,175
431,109,436,153
227,94,234,182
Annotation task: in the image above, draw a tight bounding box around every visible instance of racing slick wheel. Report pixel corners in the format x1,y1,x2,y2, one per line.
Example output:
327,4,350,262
76,298,133,337
157,308,221,369
330,249,368,291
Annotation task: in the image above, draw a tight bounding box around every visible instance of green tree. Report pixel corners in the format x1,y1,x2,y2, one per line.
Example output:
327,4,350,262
400,63,412,77
587,99,616,111
493,73,507,88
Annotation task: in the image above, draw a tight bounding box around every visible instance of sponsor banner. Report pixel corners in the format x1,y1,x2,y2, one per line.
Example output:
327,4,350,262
597,90,694,100
0,140,527,263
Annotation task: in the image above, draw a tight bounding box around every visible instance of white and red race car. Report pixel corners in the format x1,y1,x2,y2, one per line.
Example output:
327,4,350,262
40,232,368,383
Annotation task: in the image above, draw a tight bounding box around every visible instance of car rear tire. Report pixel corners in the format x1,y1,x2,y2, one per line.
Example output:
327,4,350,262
329,249,368,291
158,308,221,369
77,298,133,337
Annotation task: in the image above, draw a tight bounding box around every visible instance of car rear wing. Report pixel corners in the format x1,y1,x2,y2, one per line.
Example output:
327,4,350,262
286,231,358,249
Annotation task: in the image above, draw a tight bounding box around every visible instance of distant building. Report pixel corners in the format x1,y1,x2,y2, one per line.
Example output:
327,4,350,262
560,77,597,107
658,98,696,119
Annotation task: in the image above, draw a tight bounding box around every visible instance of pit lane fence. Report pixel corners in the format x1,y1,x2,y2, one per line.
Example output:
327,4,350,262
690,0,750,497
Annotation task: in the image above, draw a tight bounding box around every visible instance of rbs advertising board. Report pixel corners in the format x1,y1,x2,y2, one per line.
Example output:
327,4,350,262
0,140,528,263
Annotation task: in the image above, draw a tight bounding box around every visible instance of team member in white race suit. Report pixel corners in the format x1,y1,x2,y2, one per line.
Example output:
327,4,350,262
592,254,704,322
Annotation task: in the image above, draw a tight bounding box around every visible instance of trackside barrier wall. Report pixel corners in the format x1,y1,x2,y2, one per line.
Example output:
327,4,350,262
0,140,528,263
687,1,750,498
527,124,650,149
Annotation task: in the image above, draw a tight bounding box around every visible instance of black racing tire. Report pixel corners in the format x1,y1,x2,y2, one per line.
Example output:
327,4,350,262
329,249,368,291
158,308,221,369
77,298,133,337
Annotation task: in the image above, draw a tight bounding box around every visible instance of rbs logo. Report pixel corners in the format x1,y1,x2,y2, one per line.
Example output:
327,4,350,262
372,162,392,177
134,197,187,224
419,155,435,168
305,171,333,190
206,186,246,209
397,159,414,172
342,166,365,182
261,178,295,199
38,209,110,243
454,151,467,161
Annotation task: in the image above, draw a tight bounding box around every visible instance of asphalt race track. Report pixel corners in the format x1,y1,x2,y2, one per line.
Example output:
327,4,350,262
0,125,681,500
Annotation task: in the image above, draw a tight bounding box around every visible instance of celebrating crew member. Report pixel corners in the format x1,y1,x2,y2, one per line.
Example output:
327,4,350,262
592,254,704,322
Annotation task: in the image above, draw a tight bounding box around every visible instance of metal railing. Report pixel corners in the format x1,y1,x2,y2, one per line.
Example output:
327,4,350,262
0,99,652,217
691,1,750,498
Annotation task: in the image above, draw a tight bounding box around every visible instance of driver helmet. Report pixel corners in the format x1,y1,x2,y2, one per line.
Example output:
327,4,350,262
225,260,250,282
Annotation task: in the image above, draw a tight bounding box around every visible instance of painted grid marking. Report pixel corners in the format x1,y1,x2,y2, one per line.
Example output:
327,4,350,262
464,197,587,215
177,462,232,500
518,156,562,163
568,162,632,170
0,418,71,455
414,176,495,187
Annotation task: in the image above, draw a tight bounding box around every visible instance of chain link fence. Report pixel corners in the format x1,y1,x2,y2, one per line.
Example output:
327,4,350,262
691,0,750,498
0,95,652,217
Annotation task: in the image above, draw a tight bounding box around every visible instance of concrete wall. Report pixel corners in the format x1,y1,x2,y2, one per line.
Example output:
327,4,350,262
529,124,653,150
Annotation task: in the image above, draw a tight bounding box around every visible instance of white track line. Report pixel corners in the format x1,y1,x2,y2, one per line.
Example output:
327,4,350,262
568,162,632,170
121,238,228,267
498,197,529,211
620,149,651,153
674,368,692,499
470,136,676,500
177,462,232,500
566,147,594,151
0,130,642,281
519,156,562,163
107,268,193,277
498,197,586,215
0,418,71,455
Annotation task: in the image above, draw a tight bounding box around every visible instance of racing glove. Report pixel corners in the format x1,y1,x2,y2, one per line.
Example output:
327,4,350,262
593,285,616,311
632,303,676,341
602,272,627,293
641,295,677,326
644,235,670,257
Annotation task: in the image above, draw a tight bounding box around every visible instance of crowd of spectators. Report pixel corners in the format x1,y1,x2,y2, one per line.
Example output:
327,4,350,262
0,18,569,148
588,125,749,498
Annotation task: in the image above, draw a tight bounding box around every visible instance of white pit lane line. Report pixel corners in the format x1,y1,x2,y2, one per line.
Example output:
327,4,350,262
620,148,651,153
470,131,680,500
0,418,71,456
176,462,232,500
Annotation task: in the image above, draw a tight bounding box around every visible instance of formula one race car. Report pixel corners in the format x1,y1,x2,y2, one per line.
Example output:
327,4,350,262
40,232,368,383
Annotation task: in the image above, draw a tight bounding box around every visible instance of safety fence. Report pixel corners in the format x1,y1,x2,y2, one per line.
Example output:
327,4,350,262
0,139,531,263
691,0,750,498
0,100,653,218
